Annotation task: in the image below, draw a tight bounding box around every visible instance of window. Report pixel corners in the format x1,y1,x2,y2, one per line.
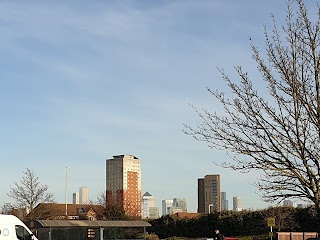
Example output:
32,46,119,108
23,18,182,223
78,208,85,214
15,225,31,240
87,229,95,238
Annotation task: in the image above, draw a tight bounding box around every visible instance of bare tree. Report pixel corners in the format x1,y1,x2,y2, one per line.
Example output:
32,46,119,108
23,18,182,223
25,203,63,220
104,203,128,220
184,0,320,212
7,168,55,217
96,190,106,207
1,203,16,214
95,191,134,220
262,206,297,231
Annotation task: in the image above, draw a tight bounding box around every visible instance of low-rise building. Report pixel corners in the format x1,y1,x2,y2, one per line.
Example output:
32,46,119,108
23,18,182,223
27,203,104,220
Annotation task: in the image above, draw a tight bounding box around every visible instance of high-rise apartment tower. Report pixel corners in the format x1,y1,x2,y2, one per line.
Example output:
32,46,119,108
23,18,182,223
106,154,142,217
233,196,243,211
79,186,89,204
198,174,221,213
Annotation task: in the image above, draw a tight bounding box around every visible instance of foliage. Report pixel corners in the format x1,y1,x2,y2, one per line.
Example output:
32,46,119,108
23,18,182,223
148,206,320,239
163,237,188,240
261,206,297,231
94,191,137,220
103,203,132,220
292,206,319,231
238,235,269,240
184,0,320,212
144,233,160,240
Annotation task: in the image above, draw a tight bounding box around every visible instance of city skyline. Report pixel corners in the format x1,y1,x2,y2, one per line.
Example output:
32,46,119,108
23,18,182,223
2,0,313,212
57,162,251,215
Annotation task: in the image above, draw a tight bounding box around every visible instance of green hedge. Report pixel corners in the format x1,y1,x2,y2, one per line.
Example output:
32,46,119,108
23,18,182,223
147,206,320,239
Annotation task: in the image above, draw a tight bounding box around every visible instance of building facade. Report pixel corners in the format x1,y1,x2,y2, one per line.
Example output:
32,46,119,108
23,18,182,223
197,178,205,213
221,192,228,211
106,154,142,218
161,198,187,215
296,203,306,208
162,199,173,216
197,174,221,213
148,207,159,219
233,196,242,211
142,192,159,219
167,206,183,215
72,192,79,204
283,200,294,207
173,198,187,212
79,186,89,204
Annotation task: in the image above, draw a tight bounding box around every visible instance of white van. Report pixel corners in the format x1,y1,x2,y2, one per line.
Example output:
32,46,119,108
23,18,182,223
0,215,38,240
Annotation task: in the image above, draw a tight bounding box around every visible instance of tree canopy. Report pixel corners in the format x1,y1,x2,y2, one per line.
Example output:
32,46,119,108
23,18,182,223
7,168,55,217
184,0,320,212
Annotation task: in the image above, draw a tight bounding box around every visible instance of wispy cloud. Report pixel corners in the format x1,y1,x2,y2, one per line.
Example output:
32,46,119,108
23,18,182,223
0,0,295,210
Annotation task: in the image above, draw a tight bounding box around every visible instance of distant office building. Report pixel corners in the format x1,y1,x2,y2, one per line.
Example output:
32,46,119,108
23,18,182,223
198,174,221,213
221,192,228,211
283,200,294,207
162,199,173,216
149,207,159,219
72,192,79,204
233,196,242,211
168,206,183,215
106,154,142,218
142,192,159,219
173,198,187,212
297,203,306,208
161,198,187,215
142,192,153,219
79,186,89,204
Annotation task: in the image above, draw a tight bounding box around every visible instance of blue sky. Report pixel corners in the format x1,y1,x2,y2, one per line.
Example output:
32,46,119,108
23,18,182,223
0,0,309,213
